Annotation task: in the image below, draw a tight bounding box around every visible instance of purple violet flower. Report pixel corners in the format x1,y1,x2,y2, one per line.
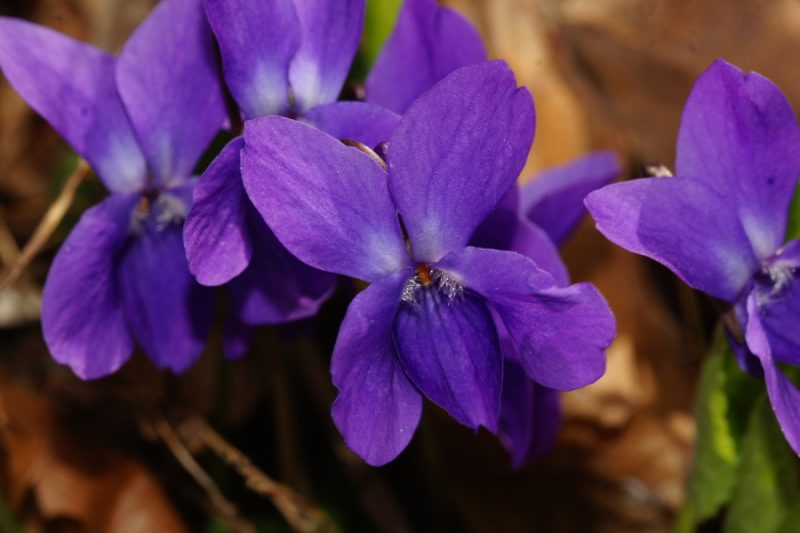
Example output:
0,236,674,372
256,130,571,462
370,0,621,466
585,59,800,454
184,0,401,353
0,0,227,378
241,60,617,466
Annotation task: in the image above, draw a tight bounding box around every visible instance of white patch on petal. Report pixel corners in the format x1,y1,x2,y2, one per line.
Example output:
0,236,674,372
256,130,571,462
741,211,779,261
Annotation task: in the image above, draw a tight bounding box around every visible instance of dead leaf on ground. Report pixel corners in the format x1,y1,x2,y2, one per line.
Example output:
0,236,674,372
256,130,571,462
0,380,187,533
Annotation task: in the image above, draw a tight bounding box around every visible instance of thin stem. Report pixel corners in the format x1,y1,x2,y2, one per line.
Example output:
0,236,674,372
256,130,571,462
0,159,91,291
179,417,336,533
151,416,241,521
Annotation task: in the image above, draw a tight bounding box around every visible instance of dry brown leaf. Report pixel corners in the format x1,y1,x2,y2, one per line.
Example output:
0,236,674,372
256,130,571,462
0,381,187,532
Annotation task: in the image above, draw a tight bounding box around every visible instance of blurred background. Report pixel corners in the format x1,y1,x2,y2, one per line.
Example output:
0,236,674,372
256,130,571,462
1,0,797,531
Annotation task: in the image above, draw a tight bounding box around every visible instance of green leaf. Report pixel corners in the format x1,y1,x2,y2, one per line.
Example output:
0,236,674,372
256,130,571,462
677,328,761,532
776,503,800,533
724,396,800,533
786,181,800,242
351,0,403,80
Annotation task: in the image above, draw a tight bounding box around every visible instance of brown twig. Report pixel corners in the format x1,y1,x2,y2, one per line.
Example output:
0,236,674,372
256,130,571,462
150,416,243,523
179,417,336,533
0,159,91,292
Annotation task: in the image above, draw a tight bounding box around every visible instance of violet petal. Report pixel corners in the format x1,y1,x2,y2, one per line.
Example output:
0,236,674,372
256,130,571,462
242,116,410,282
331,269,423,466
117,0,226,186
586,177,760,302
228,211,336,325
302,101,401,149
204,0,299,118
745,292,800,455
394,284,502,432
387,61,534,262
0,18,146,193
184,137,253,286
118,214,214,374
677,59,800,260
289,0,364,112
521,151,620,246
41,195,137,379
438,247,614,390
365,0,486,114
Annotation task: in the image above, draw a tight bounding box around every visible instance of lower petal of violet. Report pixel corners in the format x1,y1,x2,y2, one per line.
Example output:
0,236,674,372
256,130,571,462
227,209,336,325
331,269,422,466
745,292,800,455
394,281,503,432
118,214,214,374
41,194,138,380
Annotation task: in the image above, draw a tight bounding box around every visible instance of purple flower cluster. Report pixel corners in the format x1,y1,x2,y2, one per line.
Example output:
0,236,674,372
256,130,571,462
0,0,621,465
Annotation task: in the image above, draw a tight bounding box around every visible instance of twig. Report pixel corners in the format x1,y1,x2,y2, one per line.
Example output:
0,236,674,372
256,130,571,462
0,159,91,291
180,417,336,533
150,416,241,522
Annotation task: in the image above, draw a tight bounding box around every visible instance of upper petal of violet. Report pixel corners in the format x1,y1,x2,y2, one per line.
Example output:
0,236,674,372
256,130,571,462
438,247,615,390
365,0,487,114
676,59,800,261
0,18,147,193
521,151,620,246
387,61,535,263
42,194,138,379
289,0,364,113
117,0,226,187
242,116,410,282
301,101,401,149
471,187,569,286
204,0,299,118
331,269,422,466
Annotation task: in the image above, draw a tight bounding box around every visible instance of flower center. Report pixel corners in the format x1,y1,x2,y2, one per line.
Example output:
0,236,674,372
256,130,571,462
754,249,798,307
131,191,188,233
415,263,432,285
402,265,463,304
